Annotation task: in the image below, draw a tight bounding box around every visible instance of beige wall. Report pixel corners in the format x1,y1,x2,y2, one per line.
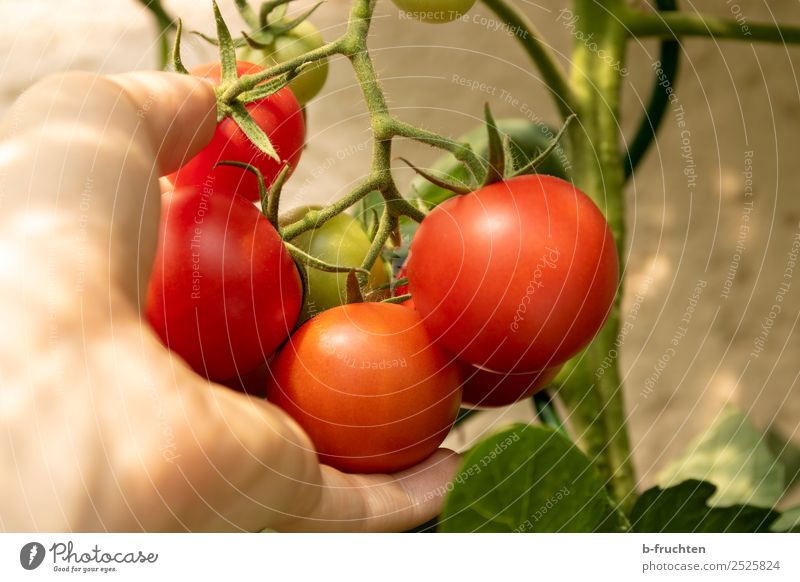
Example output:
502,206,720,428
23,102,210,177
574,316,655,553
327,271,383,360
1,0,798,502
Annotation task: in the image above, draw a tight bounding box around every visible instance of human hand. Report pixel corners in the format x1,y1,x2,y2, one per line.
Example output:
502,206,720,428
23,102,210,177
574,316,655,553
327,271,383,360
0,71,460,532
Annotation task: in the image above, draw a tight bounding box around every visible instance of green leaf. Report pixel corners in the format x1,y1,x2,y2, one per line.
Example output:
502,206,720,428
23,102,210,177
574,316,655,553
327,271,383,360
632,480,780,532
656,406,785,508
228,102,280,162
771,506,800,533
439,424,624,533
766,426,800,495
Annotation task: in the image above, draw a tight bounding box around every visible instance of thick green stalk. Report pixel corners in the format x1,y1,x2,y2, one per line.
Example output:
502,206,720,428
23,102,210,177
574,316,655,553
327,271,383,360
560,0,637,513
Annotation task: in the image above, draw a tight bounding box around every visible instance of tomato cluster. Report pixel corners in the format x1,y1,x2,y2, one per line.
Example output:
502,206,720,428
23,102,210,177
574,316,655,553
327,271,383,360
147,50,617,474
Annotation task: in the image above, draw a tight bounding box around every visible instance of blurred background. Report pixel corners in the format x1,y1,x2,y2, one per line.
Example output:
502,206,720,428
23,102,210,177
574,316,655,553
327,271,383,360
1,0,798,505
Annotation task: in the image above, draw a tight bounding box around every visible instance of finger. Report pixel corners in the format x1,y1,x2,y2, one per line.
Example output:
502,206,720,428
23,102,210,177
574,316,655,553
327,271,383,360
0,71,215,303
108,71,216,175
278,449,462,532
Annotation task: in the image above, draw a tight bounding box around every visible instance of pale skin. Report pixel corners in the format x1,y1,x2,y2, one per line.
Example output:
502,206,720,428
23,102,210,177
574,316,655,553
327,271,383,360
0,71,460,532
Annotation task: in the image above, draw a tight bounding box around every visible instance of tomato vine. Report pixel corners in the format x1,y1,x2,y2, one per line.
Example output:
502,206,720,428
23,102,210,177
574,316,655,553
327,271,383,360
142,0,800,516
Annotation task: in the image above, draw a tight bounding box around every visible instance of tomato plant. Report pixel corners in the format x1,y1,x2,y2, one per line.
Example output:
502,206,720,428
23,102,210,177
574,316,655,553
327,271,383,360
392,0,477,23
408,174,618,373
146,185,303,381
168,61,305,201
266,303,462,473
134,0,800,534
287,210,390,319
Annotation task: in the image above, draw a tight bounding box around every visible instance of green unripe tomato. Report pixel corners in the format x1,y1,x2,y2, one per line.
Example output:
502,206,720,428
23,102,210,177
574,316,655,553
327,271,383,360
392,0,477,24
243,21,329,104
287,210,390,320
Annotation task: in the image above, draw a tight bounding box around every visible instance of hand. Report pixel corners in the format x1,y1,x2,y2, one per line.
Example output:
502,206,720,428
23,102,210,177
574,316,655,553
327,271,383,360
0,71,460,532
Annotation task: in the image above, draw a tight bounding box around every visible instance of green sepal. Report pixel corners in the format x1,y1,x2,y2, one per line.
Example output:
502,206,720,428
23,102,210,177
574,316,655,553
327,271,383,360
228,101,280,161
171,18,189,74
237,67,305,103
190,30,247,48
212,0,238,85
241,29,276,50
269,2,325,36
512,114,576,178
259,0,292,29
398,157,473,196
233,0,259,29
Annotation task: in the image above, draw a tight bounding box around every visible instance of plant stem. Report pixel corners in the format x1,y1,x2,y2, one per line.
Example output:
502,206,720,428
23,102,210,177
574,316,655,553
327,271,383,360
560,0,637,514
480,0,574,120
359,208,395,279
392,120,484,180
624,0,680,180
281,178,380,240
624,9,800,43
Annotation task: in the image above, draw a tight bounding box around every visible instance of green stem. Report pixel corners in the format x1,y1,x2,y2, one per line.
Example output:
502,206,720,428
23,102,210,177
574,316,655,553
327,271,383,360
480,0,574,120
359,208,395,281
560,0,636,514
392,120,484,181
533,390,568,438
282,178,380,240
220,39,343,102
624,0,680,180
624,9,800,43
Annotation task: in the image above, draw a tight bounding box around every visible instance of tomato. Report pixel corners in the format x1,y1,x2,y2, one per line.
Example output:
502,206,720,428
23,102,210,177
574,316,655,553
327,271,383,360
146,185,303,381
288,211,390,319
392,0,477,23
168,61,305,202
408,174,618,373
267,303,462,473
399,298,558,407
461,365,560,408
242,21,329,105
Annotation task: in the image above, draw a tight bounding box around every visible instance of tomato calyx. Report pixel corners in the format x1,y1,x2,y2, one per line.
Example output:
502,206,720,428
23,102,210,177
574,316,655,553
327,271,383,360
171,1,307,163
239,1,324,49
402,105,577,198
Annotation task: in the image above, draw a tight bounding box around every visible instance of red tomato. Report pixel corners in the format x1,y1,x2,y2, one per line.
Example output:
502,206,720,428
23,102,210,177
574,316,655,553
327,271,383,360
460,365,560,408
168,61,305,201
267,303,462,473
408,175,618,373
146,185,303,380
